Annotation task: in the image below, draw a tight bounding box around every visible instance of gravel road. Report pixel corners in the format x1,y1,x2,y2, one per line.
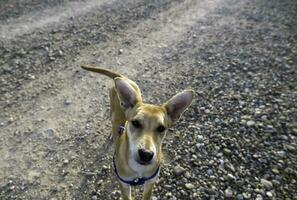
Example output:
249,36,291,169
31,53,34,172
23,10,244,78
0,0,296,199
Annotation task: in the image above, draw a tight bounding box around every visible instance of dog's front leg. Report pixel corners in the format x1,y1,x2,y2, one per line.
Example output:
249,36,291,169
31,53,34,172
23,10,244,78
143,181,155,200
119,182,132,200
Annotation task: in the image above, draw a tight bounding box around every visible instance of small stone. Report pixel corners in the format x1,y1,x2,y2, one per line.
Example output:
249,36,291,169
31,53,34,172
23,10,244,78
261,115,268,121
184,172,191,178
266,191,273,197
185,183,195,190
272,168,279,174
276,150,286,157
173,165,186,176
237,194,244,200
225,188,233,198
8,117,14,123
227,173,236,181
63,159,69,164
65,100,71,105
102,165,109,170
285,144,295,151
205,109,210,114
246,120,255,127
261,179,273,190
243,193,251,199
197,135,204,142
9,185,15,191
58,50,63,56
45,128,56,137
91,195,97,200
255,194,263,200
207,169,213,176
223,148,231,155
119,49,124,54
165,192,172,197
196,143,204,149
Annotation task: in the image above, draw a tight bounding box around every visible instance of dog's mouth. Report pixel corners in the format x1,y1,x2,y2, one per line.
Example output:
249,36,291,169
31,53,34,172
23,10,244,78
136,159,152,166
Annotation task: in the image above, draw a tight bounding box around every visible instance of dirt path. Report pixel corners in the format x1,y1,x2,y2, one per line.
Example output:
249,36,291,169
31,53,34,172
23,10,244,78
1,0,296,199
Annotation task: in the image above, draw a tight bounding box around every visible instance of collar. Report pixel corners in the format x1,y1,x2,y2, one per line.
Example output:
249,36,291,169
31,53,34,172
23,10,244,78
112,156,160,186
118,125,125,135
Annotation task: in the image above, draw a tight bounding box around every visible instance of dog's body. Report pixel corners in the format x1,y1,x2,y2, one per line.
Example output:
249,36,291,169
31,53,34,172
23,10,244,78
81,65,193,200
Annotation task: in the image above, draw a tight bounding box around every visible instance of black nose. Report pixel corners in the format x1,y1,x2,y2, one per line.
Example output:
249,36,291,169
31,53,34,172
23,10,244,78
138,149,154,163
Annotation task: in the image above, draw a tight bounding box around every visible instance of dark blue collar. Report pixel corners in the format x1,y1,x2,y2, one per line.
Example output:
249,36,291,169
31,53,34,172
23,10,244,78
112,156,160,186
118,125,125,135
113,125,160,186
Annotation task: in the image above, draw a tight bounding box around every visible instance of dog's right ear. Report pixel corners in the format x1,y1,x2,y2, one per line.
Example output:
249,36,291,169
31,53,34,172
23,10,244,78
114,77,140,110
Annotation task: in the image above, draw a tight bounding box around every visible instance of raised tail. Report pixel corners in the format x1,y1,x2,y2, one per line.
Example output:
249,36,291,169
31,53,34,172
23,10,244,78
81,64,123,79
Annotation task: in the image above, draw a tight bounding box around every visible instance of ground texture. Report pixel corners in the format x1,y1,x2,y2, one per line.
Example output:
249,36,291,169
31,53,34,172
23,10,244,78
0,0,296,199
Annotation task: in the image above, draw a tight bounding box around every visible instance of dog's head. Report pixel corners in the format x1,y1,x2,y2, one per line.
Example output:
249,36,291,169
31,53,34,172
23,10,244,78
115,77,193,168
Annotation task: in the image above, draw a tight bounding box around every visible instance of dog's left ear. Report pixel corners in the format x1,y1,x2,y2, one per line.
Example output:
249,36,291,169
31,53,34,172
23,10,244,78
115,77,141,110
164,90,194,124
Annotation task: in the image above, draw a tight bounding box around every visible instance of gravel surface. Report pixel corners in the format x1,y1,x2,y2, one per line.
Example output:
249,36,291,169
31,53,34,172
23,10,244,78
0,0,296,199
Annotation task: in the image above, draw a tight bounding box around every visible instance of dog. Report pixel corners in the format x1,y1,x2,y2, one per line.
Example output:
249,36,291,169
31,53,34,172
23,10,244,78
81,64,194,200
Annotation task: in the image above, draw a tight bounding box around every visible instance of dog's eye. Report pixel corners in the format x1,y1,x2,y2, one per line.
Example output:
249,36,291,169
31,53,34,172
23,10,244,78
131,120,141,128
157,125,165,132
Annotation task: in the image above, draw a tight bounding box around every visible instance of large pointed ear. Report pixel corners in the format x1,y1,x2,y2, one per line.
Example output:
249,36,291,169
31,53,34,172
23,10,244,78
163,90,194,124
114,77,141,110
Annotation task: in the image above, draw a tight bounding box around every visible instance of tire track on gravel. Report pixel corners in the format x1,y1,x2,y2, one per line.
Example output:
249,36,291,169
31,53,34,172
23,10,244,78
0,0,183,110
0,0,115,40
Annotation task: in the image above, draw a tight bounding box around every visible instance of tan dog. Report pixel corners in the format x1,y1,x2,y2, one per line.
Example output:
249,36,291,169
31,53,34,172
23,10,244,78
81,65,194,200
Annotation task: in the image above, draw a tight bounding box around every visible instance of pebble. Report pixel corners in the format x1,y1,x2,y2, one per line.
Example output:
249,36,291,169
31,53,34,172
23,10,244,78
266,191,273,197
243,193,251,199
272,168,279,174
63,159,69,164
227,173,236,181
261,115,268,121
255,194,263,200
285,144,295,151
276,150,286,157
207,169,213,176
184,171,191,179
246,120,255,127
225,188,233,198
223,148,231,154
237,194,244,200
45,128,56,137
260,179,273,190
185,183,195,190
197,135,204,142
173,165,186,176
102,165,109,170
65,99,71,105
165,192,172,197
91,195,97,200
205,109,210,114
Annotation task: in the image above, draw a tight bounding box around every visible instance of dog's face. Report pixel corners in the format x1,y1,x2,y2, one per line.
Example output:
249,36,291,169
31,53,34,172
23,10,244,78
115,77,193,168
126,104,167,166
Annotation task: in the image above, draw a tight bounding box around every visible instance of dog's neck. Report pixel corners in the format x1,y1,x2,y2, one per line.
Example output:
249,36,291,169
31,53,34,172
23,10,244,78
115,128,161,180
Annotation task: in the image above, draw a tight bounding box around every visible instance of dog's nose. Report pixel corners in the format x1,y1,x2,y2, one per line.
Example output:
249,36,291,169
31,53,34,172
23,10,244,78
138,148,154,163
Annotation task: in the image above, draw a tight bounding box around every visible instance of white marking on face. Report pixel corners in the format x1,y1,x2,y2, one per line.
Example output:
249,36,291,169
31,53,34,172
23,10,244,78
126,123,157,175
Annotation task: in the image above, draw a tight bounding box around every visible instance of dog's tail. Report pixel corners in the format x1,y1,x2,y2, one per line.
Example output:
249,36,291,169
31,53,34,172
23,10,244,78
81,64,123,79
